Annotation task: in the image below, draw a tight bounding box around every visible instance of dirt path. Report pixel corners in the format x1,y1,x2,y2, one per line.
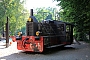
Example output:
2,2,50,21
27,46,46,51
0,41,90,60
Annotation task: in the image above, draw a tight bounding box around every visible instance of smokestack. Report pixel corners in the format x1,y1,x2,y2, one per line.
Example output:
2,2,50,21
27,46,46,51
30,9,33,16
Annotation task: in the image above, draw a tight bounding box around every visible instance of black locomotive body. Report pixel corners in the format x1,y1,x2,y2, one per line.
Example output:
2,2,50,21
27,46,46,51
12,9,73,52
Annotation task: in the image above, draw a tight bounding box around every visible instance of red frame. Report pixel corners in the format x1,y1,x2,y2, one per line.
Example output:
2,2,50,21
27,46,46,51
16,36,43,52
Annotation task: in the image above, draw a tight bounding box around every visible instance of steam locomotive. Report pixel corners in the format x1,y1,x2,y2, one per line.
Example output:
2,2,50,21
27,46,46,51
12,9,73,52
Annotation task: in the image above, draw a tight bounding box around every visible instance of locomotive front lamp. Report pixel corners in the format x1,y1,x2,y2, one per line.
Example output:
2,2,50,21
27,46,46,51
28,18,31,21
18,32,22,36
36,31,40,36
18,32,21,36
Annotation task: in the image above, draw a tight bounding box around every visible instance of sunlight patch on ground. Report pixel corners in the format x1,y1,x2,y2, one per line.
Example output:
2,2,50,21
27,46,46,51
0,59,6,60
0,42,19,57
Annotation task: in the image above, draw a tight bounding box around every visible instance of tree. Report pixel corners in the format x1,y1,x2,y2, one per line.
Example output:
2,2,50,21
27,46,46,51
34,7,58,22
55,0,90,41
0,0,28,35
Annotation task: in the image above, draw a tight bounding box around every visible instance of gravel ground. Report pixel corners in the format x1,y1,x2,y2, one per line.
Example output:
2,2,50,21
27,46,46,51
0,41,90,60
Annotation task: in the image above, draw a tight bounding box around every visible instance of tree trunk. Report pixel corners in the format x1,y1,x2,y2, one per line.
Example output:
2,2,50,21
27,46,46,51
89,31,90,41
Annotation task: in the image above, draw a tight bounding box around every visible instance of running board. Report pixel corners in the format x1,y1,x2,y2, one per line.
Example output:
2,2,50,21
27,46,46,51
46,44,65,48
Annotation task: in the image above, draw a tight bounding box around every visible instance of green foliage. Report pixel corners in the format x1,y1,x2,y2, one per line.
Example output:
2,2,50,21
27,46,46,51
55,0,90,41
34,7,57,22
45,14,53,20
0,0,28,35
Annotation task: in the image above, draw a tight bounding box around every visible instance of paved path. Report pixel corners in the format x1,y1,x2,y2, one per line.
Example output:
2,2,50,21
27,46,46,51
0,41,90,60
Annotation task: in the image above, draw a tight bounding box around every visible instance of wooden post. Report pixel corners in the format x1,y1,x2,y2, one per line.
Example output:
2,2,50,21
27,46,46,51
89,31,90,41
6,17,9,48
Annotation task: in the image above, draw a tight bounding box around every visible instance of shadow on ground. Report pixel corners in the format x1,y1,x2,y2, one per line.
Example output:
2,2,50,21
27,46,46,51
21,46,76,55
